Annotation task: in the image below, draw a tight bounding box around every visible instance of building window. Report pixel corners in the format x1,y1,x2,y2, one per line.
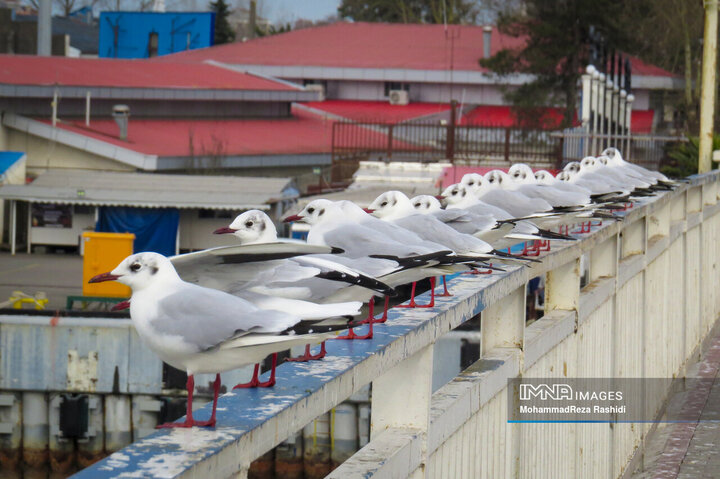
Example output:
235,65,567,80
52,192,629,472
148,32,159,57
186,32,192,50
384,82,409,97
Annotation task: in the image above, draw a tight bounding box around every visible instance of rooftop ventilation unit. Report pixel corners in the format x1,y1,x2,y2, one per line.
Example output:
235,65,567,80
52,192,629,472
112,104,130,141
389,90,409,106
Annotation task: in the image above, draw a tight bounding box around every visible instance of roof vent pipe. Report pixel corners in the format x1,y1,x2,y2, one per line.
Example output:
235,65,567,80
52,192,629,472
483,26,492,59
112,105,130,141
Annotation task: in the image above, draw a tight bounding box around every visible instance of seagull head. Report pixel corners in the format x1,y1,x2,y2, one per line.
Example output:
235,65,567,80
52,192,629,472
460,173,485,195
214,210,278,245
580,156,599,171
534,170,554,185
564,162,581,175
286,199,338,226
596,155,610,166
410,195,442,214
89,252,178,292
367,191,414,220
508,164,535,184
556,171,573,182
484,170,509,189
441,183,473,207
601,147,623,164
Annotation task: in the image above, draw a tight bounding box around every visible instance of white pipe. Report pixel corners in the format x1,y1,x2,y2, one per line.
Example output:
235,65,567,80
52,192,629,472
86,91,91,126
699,0,718,173
10,200,16,255
26,202,31,254
52,89,58,127
37,0,51,56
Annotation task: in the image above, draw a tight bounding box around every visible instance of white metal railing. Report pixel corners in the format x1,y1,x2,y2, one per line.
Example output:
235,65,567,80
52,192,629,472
78,170,720,478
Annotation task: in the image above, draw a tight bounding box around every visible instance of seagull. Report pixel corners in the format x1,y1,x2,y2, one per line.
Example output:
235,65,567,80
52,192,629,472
409,194,574,250
485,169,593,209
602,147,674,184
89,252,357,428
459,173,555,217
367,191,533,264
285,199,472,313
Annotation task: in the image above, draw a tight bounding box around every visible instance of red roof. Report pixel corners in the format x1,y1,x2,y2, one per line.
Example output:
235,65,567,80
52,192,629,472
460,105,573,129
163,22,676,78
0,54,296,90
301,100,451,123
37,107,412,157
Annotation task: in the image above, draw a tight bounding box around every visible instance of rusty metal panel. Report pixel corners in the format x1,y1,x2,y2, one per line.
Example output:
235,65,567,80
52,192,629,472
0,392,22,475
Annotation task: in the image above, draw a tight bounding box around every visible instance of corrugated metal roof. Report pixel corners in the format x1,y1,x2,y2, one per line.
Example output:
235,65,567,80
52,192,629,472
0,55,299,90
301,100,451,123
23,107,403,159
0,170,297,210
163,22,677,79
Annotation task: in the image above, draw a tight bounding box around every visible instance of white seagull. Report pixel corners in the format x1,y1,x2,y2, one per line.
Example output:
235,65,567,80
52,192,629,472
89,252,357,428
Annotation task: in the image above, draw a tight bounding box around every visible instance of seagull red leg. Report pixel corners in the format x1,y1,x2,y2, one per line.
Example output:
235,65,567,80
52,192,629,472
255,353,277,388
233,363,261,389
370,296,390,324
438,275,452,297
414,277,436,308
285,344,313,362
308,341,327,360
334,320,373,340
157,374,218,428
359,298,375,324
396,282,418,308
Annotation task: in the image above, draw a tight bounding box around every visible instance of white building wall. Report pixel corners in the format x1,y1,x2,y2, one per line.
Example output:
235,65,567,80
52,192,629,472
178,210,244,252
29,209,95,247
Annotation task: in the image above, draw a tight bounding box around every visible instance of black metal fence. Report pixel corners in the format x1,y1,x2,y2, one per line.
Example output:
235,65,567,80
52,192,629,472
330,120,564,181
330,119,688,182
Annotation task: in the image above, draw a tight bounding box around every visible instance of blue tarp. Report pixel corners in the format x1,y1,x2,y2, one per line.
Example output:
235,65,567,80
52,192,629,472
96,207,178,256
0,151,24,176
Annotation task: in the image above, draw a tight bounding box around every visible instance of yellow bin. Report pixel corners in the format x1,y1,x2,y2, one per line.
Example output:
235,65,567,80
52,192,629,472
82,232,135,297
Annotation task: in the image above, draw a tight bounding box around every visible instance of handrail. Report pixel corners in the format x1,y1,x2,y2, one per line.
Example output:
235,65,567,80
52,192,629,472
78,170,720,478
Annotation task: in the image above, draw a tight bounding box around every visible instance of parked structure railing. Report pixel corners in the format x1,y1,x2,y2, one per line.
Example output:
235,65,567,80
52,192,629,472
73,170,720,478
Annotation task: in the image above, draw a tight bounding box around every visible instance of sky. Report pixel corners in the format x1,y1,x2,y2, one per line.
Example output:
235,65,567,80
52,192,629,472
258,0,341,24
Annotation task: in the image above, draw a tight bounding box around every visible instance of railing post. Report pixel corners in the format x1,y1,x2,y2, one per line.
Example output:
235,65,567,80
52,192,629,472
545,258,581,315
371,344,434,477
481,286,526,354
590,235,618,282
387,124,394,161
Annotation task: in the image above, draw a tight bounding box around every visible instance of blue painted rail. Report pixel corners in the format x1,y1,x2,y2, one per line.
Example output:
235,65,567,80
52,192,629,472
75,171,720,478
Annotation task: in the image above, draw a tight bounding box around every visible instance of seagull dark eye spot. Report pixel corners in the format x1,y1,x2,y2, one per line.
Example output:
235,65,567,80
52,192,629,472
461,190,466,197
380,201,388,207
245,221,253,228
319,209,325,216
468,181,474,186
307,207,315,214
414,202,421,207
130,263,141,272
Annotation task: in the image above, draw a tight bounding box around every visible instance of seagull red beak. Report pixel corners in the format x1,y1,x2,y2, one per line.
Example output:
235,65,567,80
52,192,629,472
284,214,304,223
88,272,121,283
111,300,131,311
435,195,446,200
363,208,375,214
213,227,237,235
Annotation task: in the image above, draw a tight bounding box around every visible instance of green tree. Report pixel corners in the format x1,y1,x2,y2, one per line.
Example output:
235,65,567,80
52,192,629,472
210,0,236,45
338,0,477,24
479,0,638,129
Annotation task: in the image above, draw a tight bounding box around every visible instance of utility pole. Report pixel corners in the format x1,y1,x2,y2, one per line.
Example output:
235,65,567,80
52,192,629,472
699,0,718,173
